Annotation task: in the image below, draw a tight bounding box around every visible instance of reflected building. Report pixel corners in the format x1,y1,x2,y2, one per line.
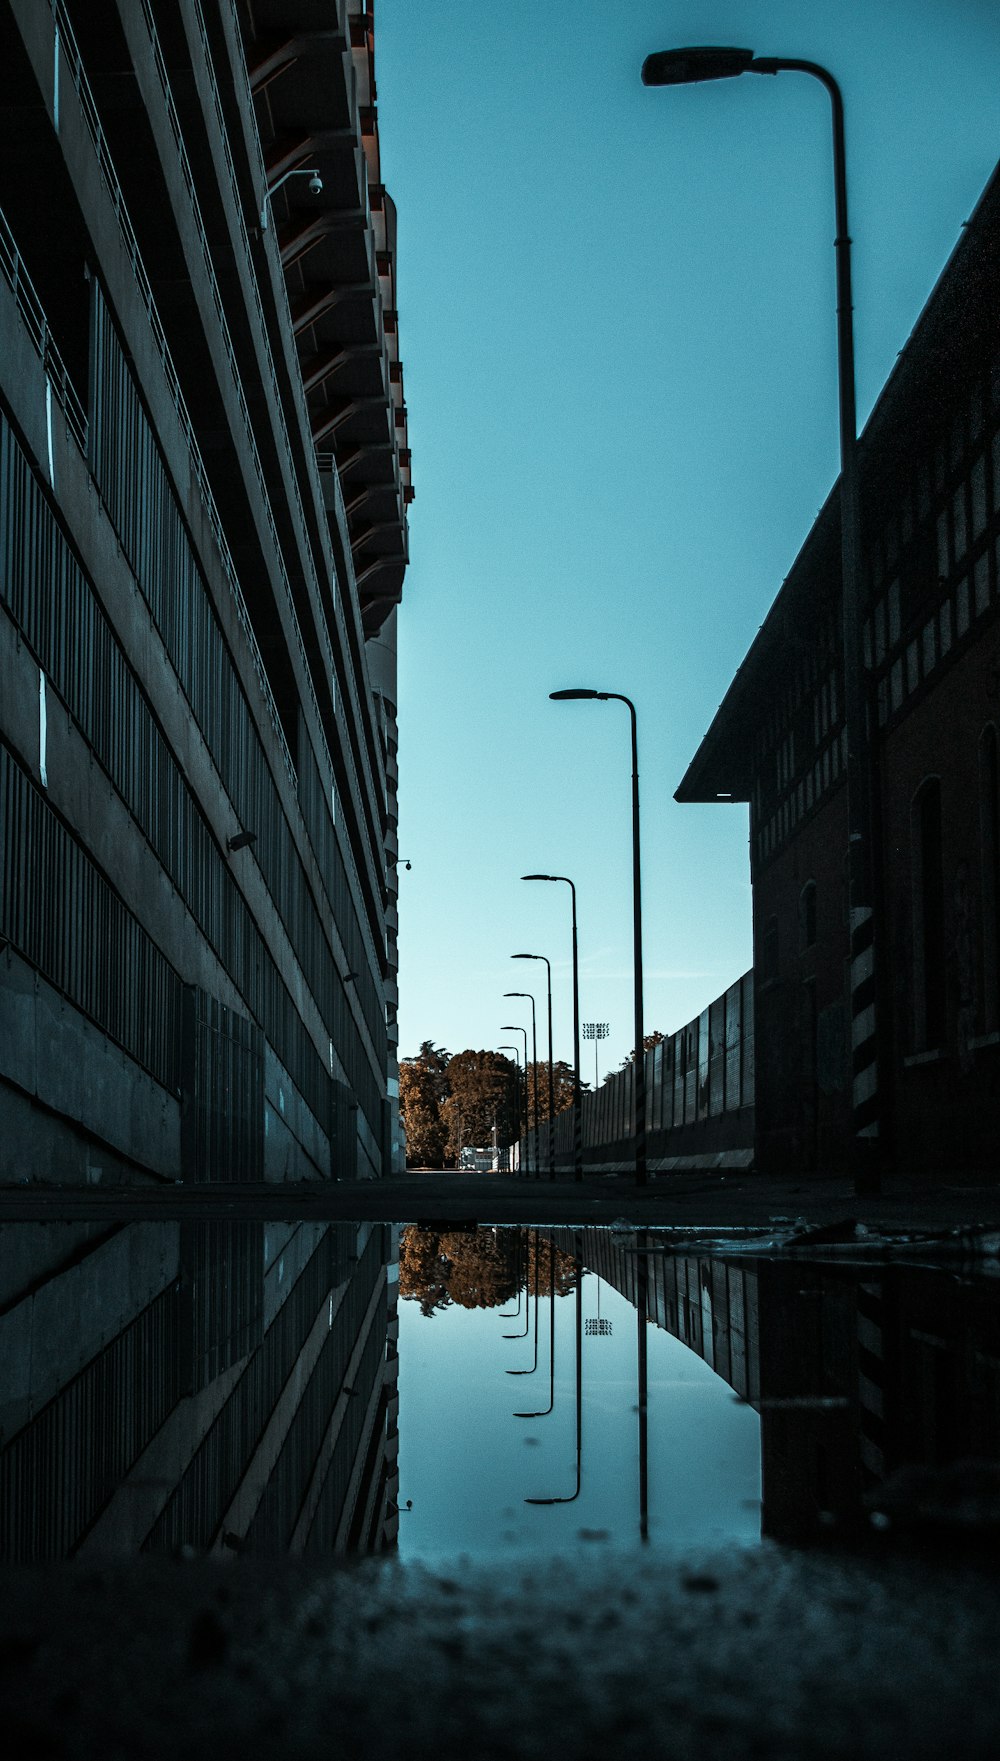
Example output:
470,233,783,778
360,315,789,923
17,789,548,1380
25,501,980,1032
0,1218,399,1559
0,2,409,1184
582,1230,1000,1542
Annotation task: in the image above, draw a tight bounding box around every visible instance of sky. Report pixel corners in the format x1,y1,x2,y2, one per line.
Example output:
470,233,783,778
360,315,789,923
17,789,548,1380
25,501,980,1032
377,0,1000,1078
397,1263,760,1560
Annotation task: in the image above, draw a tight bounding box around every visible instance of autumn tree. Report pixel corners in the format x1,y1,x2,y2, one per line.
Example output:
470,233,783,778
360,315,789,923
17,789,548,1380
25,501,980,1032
399,1060,449,1167
440,1050,518,1161
523,1059,577,1126
398,1226,519,1313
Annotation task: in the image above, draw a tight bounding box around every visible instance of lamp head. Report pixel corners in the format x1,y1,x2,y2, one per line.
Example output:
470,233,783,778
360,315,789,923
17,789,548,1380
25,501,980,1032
503,992,528,999
550,688,602,701
512,953,538,961
521,873,554,882
641,46,756,85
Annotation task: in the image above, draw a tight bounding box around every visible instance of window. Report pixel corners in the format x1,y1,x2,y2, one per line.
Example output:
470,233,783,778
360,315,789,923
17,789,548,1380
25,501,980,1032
911,777,946,1050
980,726,1000,1033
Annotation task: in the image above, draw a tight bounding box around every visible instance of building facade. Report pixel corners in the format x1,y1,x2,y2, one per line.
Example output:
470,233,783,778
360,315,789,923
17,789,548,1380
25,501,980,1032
677,162,1000,1176
0,0,409,1183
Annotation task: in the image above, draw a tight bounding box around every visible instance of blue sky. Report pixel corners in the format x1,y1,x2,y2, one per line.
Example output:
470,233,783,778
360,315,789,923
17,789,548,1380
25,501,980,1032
377,0,1000,1077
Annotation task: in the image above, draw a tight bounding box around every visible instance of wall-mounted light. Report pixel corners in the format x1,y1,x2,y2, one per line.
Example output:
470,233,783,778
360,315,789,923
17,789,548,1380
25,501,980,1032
227,830,257,854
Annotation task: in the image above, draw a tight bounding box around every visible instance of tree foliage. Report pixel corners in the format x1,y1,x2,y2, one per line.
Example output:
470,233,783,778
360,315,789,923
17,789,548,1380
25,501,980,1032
399,1060,448,1167
398,1227,576,1315
399,1042,518,1167
441,1050,518,1160
399,1226,519,1313
521,1059,578,1127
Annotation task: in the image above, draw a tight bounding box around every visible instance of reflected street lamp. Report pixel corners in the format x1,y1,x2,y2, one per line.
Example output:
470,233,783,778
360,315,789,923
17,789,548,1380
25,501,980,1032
523,875,583,1183
512,955,556,1180
551,690,646,1185
525,1235,584,1504
641,46,880,1195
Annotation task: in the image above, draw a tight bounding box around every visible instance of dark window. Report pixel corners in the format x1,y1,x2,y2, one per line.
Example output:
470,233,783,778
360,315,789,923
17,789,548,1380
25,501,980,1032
911,777,946,1049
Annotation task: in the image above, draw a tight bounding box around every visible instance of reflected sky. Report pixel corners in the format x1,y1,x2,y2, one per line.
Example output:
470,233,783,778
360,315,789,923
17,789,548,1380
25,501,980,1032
396,1266,761,1560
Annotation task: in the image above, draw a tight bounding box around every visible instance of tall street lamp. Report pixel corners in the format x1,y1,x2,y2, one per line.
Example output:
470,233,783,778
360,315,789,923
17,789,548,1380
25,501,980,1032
512,954,556,1180
641,45,880,1195
551,690,646,1186
503,1001,538,1177
523,875,583,1183
499,1043,524,1174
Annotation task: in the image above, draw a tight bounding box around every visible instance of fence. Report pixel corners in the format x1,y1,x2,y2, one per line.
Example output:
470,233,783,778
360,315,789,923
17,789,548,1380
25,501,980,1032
511,971,755,1173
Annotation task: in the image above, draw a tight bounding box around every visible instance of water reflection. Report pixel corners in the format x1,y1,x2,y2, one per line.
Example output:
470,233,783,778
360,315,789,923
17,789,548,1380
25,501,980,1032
0,1220,399,1560
397,1227,760,1557
397,1226,1000,1556
2,1218,999,1563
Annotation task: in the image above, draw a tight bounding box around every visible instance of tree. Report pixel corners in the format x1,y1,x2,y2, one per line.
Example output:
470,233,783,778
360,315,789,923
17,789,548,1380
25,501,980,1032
398,1226,519,1314
399,1060,448,1167
440,1050,518,1161
523,1059,577,1126
415,1040,451,1105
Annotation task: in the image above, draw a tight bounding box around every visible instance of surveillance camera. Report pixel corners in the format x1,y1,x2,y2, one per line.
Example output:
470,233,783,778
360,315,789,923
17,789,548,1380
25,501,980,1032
308,173,323,196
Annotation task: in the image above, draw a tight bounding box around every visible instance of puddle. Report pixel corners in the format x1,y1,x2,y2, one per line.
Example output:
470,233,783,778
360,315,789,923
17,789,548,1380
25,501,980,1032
2,1217,999,1561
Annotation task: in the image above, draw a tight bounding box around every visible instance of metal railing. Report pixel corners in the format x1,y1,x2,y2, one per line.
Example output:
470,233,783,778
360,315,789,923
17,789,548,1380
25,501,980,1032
0,204,87,453
52,0,295,786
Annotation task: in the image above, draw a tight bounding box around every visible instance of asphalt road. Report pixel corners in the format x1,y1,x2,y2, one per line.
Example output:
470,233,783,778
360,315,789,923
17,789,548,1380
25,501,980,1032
1,1166,999,1240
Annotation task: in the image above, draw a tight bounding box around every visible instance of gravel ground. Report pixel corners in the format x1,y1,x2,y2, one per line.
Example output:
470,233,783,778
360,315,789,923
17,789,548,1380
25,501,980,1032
2,1542,999,1759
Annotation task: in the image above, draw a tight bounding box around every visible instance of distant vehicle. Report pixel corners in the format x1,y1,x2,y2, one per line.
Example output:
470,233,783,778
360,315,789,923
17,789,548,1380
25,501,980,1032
458,1146,494,1172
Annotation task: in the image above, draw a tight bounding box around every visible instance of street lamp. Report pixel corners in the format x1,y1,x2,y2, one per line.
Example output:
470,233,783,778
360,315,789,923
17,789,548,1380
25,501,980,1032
641,46,880,1194
523,875,583,1183
503,1005,538,1177
512,955,556,1180
499,1043,524,1174
551,690,646,1185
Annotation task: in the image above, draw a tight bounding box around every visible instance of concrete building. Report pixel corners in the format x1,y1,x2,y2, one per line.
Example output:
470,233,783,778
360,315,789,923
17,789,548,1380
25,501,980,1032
677,161,1000,1176
0,0,409,1184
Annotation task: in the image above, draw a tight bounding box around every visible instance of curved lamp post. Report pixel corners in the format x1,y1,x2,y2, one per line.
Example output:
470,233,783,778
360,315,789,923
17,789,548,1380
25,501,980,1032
512,956,556,1180
641,46,879,1195
503,1228,531,1340
523,875,583,1183
499,1042,524,1175
551,690,646,1185
507,1228,541,1375
507,993,538,1183
525,1235,583,1503
514,1235,557,1419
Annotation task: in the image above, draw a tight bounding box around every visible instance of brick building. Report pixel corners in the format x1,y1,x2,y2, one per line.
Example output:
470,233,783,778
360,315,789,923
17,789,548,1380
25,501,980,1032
677,162,1000,1175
